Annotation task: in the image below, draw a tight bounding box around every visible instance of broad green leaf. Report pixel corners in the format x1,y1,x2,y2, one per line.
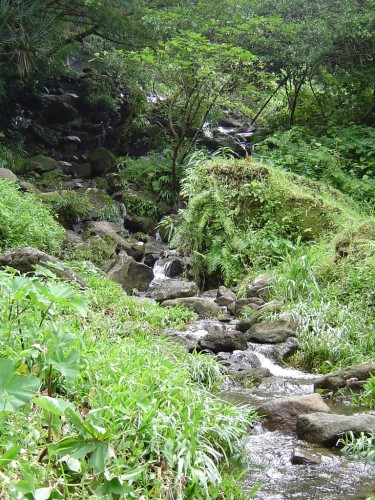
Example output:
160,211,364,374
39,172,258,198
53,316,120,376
48,348,80,383
34,487,52,500
96,478,134,496
88,442,108,472
33,396,75,416
0,360,39,412
0,445,21,468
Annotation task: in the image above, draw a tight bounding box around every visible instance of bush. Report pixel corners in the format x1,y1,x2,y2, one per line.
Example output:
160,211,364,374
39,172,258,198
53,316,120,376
0,179,64,253
42,190,94,227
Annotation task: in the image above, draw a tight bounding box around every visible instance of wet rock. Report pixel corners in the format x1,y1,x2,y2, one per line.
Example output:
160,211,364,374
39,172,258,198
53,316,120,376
164,257,184,278
273,337,299,362
246,318,297,344
259,394,331,433
231,367,272,386
124,215,156,236
88,147,116,175
0,168,18,182
168,329,207,352
217,351,261,371
197,331,247,353
314,363,375,392
0,247,86,287
144,241,165,267
106,251,153,293
214,286,236,306
146,280,199,302
290,448,322,465
296,412,375,447
161,297,221,318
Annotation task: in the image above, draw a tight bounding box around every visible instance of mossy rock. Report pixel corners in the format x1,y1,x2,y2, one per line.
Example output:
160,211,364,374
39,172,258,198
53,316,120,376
88,148,116,175
175,159,364,285
21,155,59,174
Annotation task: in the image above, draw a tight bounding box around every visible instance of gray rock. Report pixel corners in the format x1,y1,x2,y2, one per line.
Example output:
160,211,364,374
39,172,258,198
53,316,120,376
45,100,79,123
86,221,143,260
0,168,18,182
231,367,272,386
18,181,41,194
290,449,322,465
218,351,262,371
246,274,274,299
197,331,247,353
124,215,156,236
161,297,221,318
296,412,375,447
258,394,331,432
0,247,86,287
314,363,375,392
246,318,297,344
63,230,84,247
146,280,198,302
231,298,261,317
273,337,299,362
238,300,284,331
214,286,236,306
106,251,153,293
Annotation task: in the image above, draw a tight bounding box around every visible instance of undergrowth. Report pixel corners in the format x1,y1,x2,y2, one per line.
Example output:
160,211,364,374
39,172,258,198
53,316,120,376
0,265,257,499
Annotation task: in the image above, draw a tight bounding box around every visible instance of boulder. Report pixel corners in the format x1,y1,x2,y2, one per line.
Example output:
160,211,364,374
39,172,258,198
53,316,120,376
273,337,299,362
258,394,331,432
106,251,153,293
0,168,18,182
246,318,297,343
217,351,262,371
246,274,274,299
197,331,247,353
21,155,59,174
63,230,84,247
88,147,116,175
164,257,184,278
124,215,156,236
231,367,272,386
86,221,143,260
146,280,198,302
161,297,221,318
0,247,86,287
45,100,79,123
18,181,41,194
214,286,236,306
238,300,284,330
230,298,261,317
296,412,375,447
314,363,375,392
290,449,322,465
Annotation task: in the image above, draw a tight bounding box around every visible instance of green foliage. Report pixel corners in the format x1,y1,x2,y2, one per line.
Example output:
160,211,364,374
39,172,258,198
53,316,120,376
173,157,359,286
340,431,375,464
118,152,175,205
78,70,120,114
0,179,64,254
0,266,256,498
42,190,94,227
255,126,375,202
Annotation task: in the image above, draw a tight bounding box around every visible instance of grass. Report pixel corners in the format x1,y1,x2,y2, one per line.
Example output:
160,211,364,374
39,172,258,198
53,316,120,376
0,265,257,499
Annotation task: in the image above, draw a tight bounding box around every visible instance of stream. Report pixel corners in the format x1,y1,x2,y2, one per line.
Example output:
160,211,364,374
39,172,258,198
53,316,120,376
150,253,375,500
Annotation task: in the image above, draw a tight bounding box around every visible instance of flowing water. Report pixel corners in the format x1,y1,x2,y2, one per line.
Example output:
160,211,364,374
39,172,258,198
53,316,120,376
153,256,375,499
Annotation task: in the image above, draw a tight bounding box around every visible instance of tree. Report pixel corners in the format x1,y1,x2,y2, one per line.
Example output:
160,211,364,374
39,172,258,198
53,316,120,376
131,31,256,193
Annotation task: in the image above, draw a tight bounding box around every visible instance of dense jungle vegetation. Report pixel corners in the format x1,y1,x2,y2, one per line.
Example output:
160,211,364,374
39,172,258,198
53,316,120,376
0,0,375,497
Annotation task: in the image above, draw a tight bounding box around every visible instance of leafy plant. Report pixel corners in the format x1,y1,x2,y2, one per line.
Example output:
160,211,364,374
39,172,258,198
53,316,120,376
42,190,94,227
0,179,65,254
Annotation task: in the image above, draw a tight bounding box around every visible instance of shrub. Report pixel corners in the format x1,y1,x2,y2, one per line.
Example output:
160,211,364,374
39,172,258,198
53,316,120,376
0,179,64,254
42,190,94,227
